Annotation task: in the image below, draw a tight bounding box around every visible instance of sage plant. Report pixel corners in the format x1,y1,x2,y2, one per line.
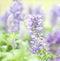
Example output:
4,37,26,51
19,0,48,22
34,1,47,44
26,6,45,54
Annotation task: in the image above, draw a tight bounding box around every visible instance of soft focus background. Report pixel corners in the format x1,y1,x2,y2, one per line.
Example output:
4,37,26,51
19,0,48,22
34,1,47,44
0,0,60,61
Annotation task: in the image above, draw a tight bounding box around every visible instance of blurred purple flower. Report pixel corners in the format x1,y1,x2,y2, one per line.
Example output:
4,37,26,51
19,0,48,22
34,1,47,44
6,14,20,32
0,0,24,33
55,57,60,61
0,12,10,31
46,31,60,55
9,1,24,21
50,5,60,26
9,1,24,13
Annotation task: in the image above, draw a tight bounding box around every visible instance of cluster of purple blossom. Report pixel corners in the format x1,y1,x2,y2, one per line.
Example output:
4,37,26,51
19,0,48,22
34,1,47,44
46,31,60,54
46,5,60,60
0,0,24,32
0,0,60,60
25,6,45,54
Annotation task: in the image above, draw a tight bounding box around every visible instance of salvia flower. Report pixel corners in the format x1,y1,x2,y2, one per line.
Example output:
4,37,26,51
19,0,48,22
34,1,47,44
27,6,45,38
9,0,24,21
26,6,45,54
50,4,60,27
1,0,24,33
30,38,44,54
46,31,60,56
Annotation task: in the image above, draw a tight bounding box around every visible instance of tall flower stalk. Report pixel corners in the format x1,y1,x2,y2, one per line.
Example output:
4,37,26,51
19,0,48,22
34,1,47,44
26,6,45,54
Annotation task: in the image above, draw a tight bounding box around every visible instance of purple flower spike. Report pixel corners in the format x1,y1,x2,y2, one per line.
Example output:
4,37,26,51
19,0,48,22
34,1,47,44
30,38,43,54
26,6,45,54
27,6,45,38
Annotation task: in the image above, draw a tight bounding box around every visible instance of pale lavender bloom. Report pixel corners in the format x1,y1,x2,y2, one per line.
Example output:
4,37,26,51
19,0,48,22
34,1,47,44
50,5,60,26
9,1,24,21
9,1,24,13
55,57,60,61
7,14,20,32
0,12,10,31
0,0,24,33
